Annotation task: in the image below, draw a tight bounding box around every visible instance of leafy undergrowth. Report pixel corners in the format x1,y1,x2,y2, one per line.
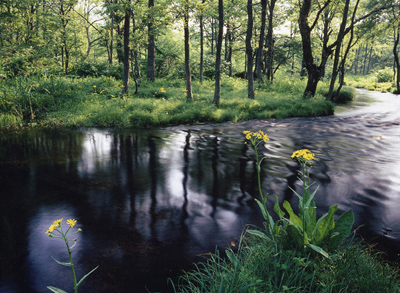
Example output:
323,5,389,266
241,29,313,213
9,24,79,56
172,230,400,293
0,75,335,128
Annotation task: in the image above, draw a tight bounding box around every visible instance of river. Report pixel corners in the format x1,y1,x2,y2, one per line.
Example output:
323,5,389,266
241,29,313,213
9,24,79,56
0,89,399,292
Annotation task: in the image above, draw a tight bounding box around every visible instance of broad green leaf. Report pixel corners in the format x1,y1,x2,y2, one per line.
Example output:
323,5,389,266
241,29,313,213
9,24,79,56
329,210,355,250
283,200,302,230
307,244,330,258
314,205,338,246
273,195,285,220
75,265,99,288
52,256,73,267
247,229,271,241
47,286,68,293
286,224,303,247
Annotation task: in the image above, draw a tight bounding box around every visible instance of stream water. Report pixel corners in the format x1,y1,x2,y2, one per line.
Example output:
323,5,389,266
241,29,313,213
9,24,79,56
0,89,399,292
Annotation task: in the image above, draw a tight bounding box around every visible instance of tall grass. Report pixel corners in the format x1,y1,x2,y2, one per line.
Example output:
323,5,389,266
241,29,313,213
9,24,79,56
0,75,336,128
172,229,400,293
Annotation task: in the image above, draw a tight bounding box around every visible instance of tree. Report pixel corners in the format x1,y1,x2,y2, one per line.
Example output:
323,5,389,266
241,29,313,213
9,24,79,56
255,0,266,83
184,0,193,101
265,0,277,82
213,0,223,105
122,0,131,95
147,0,155,81
246,0,254,99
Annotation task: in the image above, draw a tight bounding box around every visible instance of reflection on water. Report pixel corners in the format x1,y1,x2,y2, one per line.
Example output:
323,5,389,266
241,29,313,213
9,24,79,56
1,90,399,292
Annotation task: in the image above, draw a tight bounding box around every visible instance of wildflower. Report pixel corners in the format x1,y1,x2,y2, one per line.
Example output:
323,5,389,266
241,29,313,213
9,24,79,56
120,85,125,88
243,130,269,144
67,219,77,228
93,85,97,88
291,149,315,163
159,88,166,93
182,89,188,92
100,90,104,94
54,218,63,226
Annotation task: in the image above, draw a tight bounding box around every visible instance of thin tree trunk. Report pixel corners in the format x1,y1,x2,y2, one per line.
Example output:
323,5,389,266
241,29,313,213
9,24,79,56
122,4,130,95
213,0,223,105
147,0,155,81
255,0,266,83
265,0,276,82
246,0,254,99
354,44,361,75
199,0,204,83
328,0,351,100
184,2,193,101
394,30,400,93
366,42,373,74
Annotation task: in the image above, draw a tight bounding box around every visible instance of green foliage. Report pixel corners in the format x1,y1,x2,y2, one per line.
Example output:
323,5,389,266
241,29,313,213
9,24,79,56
377,67,394,83
173,232,400,293
0,76,335,129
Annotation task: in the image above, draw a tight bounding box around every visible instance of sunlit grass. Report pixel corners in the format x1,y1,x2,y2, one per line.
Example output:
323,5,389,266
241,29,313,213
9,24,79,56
0,75,336,128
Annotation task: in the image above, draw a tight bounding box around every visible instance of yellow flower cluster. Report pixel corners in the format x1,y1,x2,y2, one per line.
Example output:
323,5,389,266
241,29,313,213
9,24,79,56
159,88,166,93
46,218,63,236
67,219,77,228
291,149,315,161
243,130,269,142
45,218,78,237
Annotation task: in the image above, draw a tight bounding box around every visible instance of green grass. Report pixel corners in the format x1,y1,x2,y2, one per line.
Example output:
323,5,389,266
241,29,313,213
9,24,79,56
172,229,400,293
345,73,397,93
0,75,337,128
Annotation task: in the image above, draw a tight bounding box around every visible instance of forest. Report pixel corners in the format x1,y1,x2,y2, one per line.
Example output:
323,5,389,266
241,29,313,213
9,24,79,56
0,0,399,128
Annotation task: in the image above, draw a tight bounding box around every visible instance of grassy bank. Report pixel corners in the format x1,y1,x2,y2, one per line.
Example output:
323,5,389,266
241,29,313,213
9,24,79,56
345,70,398,93
172,230,400,293
0,75,336,128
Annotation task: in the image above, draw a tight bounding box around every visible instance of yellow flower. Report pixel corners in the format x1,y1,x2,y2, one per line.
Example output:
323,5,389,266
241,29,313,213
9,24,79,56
54,218,63,226
159,88,166,93
67,219,77,228
243,130,269,143
291,149,315,162
46,223,58,236
93,85,97,88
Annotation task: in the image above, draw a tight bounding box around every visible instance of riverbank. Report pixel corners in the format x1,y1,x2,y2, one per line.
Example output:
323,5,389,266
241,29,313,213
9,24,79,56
0,75,338,128
172,230,400,292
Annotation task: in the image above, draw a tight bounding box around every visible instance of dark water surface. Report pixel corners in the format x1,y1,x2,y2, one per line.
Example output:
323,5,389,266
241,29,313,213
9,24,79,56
1,90,399,292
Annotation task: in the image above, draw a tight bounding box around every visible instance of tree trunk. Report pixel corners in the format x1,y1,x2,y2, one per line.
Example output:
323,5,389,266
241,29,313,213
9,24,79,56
298,0,332,97
333,0,360,102
246,0,254,99
213,0,223,105
255,0,266,83
366,42,373,74
394,30,400,93
354,44,361,75
265,0,276,82
122,5,130,95
147,0,155,81
328,0,351,100
184,3,193,102
116,24,124,63
199,0,204,83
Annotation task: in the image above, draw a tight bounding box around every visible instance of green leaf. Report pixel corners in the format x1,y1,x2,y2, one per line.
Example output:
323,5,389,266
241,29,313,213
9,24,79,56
329,210,355,250
52,256,73,267
47,286,68,293
305,200,317,238
314,205,338,246
255,198,269,221
283,200,302,230
286,224,304,247
247,229,271,241
307,244,330,258
75,265,99,289
273,195,285,220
